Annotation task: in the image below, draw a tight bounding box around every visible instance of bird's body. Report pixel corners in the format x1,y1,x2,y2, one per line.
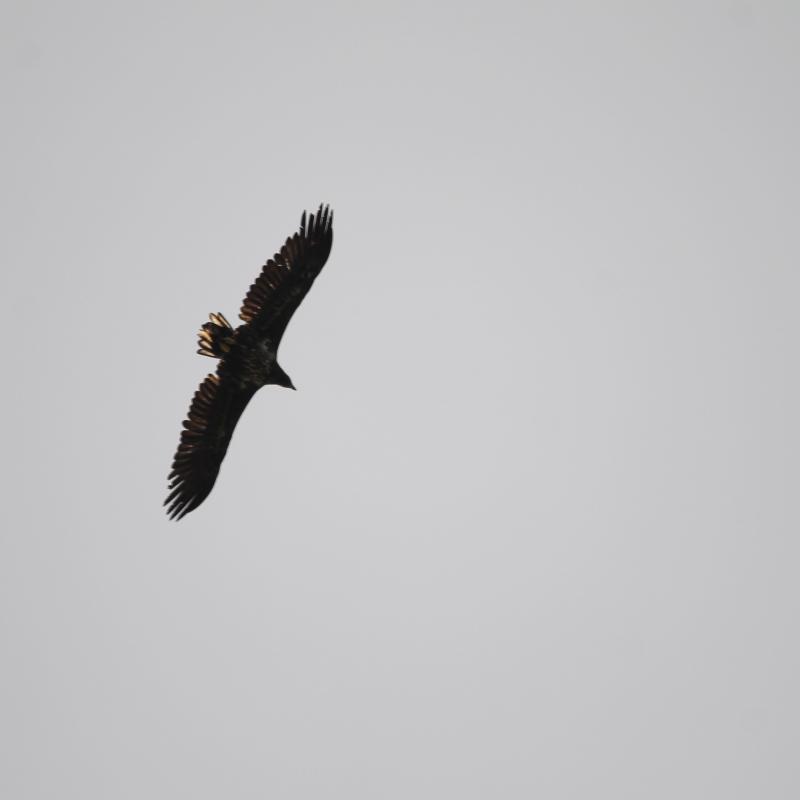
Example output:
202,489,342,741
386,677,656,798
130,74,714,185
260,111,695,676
165,205,333,520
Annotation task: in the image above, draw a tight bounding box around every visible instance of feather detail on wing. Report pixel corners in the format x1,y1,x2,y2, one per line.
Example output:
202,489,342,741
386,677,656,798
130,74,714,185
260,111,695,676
239,204,333,342
164,372,258,520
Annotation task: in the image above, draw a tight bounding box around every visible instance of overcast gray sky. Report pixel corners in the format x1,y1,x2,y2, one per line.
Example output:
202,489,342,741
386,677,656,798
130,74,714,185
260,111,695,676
2,1,799,798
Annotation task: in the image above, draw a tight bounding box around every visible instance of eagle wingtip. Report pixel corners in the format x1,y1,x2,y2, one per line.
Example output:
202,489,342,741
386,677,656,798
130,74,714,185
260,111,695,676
301,203,333,239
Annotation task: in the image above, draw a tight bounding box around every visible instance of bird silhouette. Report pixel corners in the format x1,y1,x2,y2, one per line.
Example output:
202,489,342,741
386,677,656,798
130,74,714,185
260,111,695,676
165,204,333,520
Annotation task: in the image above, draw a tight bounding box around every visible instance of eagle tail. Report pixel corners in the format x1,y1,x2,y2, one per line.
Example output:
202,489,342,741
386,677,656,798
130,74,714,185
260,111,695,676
197,312,234,358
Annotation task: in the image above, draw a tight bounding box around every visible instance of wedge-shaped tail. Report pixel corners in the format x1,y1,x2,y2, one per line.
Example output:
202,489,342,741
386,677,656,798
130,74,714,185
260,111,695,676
197,312,234,358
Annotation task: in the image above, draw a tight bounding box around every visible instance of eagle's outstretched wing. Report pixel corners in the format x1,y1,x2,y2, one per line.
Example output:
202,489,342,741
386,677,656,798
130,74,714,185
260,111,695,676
164,372,258,520
239,204,333,343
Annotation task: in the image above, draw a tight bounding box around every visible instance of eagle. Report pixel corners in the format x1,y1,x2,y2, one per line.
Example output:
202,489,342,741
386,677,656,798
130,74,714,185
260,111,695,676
164,204,334,520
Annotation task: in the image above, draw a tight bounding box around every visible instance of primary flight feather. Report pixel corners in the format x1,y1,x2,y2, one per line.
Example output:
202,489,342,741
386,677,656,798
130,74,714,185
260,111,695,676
165,204,334,520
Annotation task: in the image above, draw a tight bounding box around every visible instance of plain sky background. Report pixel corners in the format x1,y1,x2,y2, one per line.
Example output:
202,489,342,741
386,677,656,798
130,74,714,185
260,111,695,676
2,1,798,797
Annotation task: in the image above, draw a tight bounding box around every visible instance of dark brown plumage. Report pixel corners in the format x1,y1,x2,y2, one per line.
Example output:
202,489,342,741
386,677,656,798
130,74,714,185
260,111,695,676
165,204,334,520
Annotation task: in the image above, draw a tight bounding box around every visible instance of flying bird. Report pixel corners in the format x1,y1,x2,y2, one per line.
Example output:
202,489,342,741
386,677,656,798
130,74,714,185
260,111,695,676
164,204,334,520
